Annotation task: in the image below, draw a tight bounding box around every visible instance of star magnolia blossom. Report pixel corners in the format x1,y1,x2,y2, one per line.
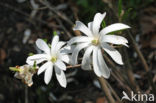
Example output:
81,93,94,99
68,12,130,78
26,35,70,87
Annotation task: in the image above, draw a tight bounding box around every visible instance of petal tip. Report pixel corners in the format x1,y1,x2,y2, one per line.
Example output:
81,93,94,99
61,83,67,88
119,62,124,65
37,71,41,75
123,24,131,29
103,69,111,79
45,80,50,85
103,74,110,79
124,44,129,48
73,21,80,30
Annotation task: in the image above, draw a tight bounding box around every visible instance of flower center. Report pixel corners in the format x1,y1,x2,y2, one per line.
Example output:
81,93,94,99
91,39,99,46
51,57,57,63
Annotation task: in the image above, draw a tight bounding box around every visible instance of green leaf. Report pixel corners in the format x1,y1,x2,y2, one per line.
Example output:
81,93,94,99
43,39,48,43
53,31,57,36
33,61,37,69
48,43,51,48
118,0,122,17
28,53,34,56
101,20,106,28
76,0,88,8
122,8,133,20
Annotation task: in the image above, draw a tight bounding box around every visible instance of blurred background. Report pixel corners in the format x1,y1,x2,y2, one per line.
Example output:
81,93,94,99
0,0,156,103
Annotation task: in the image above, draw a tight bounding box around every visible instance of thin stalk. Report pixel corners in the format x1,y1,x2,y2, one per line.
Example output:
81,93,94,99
123,47,140,92
106,80,122,103
98,77,116,103
127,30,156,94
127,31,149,72
25,85,28,103
67,64,81,69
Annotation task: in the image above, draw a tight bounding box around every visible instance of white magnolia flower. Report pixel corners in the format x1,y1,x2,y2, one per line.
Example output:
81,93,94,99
26,35,70,88
68,12,130,78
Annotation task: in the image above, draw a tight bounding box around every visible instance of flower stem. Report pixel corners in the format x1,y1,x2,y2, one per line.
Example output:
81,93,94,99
105,80,122,103
97,77,116,103
25,85,28,103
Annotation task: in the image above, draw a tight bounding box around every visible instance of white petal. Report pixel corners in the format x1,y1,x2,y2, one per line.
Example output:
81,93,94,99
60,45,75,54
92,12,106,35
71,43,89,65
100,23,130,35
51,35,59,54
73,21,93,37
88,22,93,31
55,67,67,88
38,62,52,75
26,58,46,65
55,41,66,53
97,49,110,78
44,62,53,84
26,54,48,61
68,36,92,45
36,39,50,54
101,35,128,47
92,47,101,77
101,43,123,65
60,54,71,64
55,60,66,70
81,46,94,70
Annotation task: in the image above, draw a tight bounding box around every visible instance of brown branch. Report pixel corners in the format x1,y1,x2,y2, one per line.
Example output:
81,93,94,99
123,47,140,92
0,2,60,28
67,64,81,69
55,17,72,38
127,30,149,72
39,0,74,26
127,30,156,94
98,77,116,103
25,85,28,103
105,80,122,103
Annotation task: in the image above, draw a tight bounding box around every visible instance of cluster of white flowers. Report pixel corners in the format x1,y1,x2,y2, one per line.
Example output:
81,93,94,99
26,12,130,88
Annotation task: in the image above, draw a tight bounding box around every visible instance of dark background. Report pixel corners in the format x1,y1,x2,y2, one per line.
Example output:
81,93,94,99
0,0,156,103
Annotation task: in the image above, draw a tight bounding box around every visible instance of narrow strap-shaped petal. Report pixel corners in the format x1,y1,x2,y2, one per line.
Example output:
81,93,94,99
88,22,93,31
71,43,89,65
60,45,75,54
55,67,67,88
26,54,48,61
101,43,123,65
68,36,92,45
44,62,53,84
97,48,110,78
92,47,101,77
92,12,106,35
101,35,128,47
81,46,94,70
54,41,66,53
100,23,130,35
60,54,71,64
73,21,93,37
36,39,50,55
26,58,47,65
54,60,66,70
51,35,59,54
38,62,52,75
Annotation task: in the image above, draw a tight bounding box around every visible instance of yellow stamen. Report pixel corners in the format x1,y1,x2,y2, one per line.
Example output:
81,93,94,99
51,57,57,63
91,39,99,46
